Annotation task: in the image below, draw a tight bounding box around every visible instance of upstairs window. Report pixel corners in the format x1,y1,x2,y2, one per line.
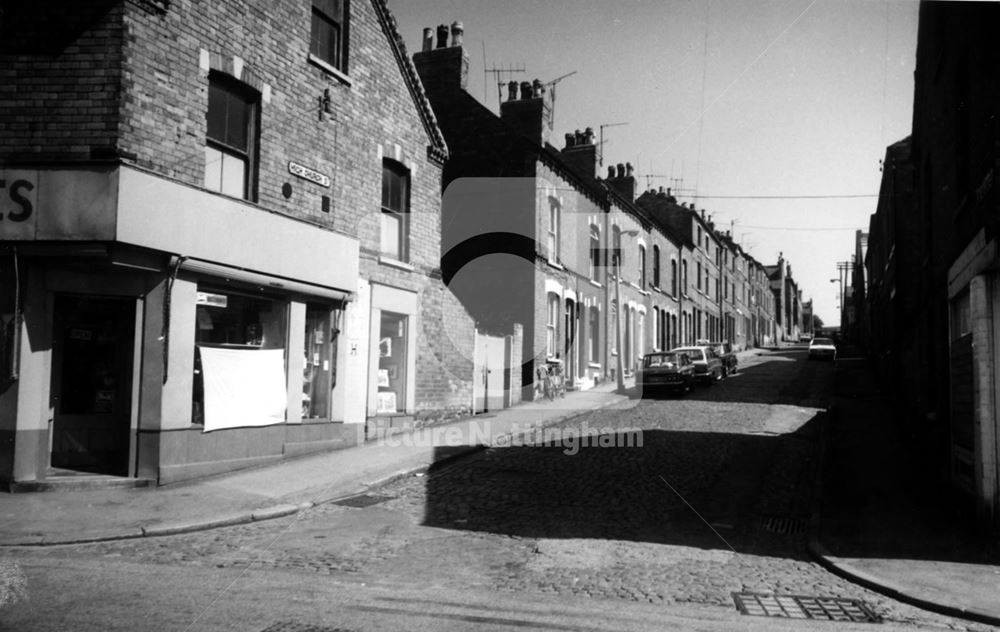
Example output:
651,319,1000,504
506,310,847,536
652,245,661,288
381,160,410,261
696,262,702,291
548,198,561,262
589,225,600,281
311,0,349,72
638,245,646,288
612,225,622,269
671,259,678,296
204,73,258,200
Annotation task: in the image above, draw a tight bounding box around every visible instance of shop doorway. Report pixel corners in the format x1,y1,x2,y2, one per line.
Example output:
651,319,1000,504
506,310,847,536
50,295,135,476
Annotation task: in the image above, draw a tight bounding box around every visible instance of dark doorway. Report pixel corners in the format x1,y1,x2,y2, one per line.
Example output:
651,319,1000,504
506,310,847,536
51,295,135,476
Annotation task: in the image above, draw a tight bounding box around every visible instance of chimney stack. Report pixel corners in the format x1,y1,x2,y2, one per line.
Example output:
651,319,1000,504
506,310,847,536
560,125,598,179
500,76,553,146
413,22,471,93
605,160,636,202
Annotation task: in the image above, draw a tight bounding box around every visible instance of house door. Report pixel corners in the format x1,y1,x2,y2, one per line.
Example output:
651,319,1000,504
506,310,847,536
50,295,135,476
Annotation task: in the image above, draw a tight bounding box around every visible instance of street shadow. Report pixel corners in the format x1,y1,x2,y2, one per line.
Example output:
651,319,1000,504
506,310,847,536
818,358,1000,565
421,415,824,560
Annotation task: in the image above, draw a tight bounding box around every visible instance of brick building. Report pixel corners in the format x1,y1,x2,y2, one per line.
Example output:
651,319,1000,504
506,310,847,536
634,191,723,345
414,23,695,393
0,0,475,487
865,2,1000,535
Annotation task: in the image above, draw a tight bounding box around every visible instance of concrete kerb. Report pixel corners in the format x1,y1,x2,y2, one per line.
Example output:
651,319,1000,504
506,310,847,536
804,395,1000,628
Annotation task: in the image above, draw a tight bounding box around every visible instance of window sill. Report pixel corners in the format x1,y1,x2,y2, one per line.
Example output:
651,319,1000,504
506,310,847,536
308,53,352,86
589,279,603,288
588,362,602,369
378,256,415,272
546,259,565,271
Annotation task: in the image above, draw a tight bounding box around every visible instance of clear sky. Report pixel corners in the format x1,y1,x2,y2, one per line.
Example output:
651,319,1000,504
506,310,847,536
388,0,920,325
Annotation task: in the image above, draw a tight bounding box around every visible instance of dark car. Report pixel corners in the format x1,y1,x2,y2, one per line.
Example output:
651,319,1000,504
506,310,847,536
670,345,725,384
637,351,695,395
708,341,738,376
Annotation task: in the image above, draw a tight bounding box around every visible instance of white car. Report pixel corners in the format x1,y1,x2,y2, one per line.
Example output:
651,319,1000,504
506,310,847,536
808,337,837,361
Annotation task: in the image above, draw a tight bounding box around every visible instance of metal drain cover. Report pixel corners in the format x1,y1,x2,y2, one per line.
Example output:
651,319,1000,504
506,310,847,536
260,623,352,632
759,515,808,535
733,593,879,622
332,493,393,508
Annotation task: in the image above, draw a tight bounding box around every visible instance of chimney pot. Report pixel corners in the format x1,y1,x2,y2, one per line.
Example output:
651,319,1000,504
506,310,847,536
666,187,671,196
436,24,449,48
422,27,434,52
584,126,595,145
626,162,634,177
565,133,576,148
532,78,544,98
519,81,532,100
616,163,625,178
658,186,665,194
450,21,464,47
607,166,616,179
507,80,518,101
574,129,584,144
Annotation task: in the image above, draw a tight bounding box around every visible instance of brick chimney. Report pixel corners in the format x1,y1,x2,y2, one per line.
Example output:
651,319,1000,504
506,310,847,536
605,162,636,202
559,127,597,179
413,22,469,93
499,78,553,146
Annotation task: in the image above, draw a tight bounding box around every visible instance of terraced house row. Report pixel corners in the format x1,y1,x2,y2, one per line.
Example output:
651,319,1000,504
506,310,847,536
414,20,786,397
0,1,790,490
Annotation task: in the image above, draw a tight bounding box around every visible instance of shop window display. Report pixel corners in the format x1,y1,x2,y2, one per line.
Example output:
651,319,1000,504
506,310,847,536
192,288,287,427
376,311,407,414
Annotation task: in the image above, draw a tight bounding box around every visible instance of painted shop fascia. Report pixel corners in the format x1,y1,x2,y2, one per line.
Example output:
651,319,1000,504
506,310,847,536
0,164,359,486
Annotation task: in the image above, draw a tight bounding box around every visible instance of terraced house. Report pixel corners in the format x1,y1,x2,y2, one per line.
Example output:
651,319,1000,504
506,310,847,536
0,0,476,488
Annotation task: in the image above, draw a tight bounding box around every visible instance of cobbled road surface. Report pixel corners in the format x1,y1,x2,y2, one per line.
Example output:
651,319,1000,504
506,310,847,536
2,349,995,632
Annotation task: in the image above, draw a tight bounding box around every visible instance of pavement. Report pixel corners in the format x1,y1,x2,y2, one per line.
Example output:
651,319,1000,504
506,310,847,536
809,355,1000,627
0,378,633,546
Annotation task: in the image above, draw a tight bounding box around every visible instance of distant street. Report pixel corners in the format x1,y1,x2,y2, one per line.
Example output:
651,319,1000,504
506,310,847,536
2,350,991,631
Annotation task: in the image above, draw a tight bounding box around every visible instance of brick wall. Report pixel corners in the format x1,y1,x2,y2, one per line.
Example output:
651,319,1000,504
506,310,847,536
0,2,125,162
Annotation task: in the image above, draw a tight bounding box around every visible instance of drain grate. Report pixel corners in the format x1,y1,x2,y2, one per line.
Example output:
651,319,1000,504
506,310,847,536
260,623,352,632
332,493,394,508
759,515,808,535
733,593,879,622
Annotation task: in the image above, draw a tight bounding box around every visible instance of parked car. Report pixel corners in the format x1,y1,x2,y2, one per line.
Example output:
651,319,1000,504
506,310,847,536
808,337,837,361
707,341,738,376
670,345,725,384
637,351,695,395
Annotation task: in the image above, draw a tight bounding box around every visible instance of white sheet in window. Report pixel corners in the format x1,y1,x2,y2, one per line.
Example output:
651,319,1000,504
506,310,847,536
199,346,286,432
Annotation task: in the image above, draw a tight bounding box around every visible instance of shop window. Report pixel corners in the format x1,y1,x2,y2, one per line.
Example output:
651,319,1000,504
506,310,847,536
310,0,349,73
192,289,287,426
302,304,339,420
376,311,407,414
204,73,258,200
381,160,410,262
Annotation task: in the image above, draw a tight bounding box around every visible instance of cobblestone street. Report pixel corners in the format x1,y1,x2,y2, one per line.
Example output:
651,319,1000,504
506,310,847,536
5,350,996,631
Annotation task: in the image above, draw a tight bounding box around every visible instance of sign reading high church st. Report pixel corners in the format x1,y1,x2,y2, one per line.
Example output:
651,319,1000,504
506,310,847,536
288,161,331,188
